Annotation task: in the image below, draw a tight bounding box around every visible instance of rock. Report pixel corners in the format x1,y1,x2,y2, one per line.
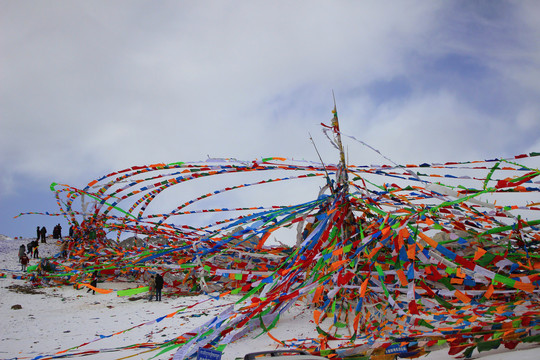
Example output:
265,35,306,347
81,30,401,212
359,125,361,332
119,236,146,248
11,304,22,310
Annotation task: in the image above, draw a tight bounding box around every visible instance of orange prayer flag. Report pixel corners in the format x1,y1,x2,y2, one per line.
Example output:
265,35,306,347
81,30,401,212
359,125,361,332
396,269,408,286
454,290,471,303
418,233,438,248
360,277,369,297
399,227,410,240
380,226,391,240
353,313,361,332
367,246,382,260
514,281,535,293
267,332,285,346
330,259,347,272
327,208,338,215
313,285,324,304
219,291,231,297
256,228,276,249
407,244,416,260
314,309,322,325
438,327,454,332
474,248,487,261
81,283,114,294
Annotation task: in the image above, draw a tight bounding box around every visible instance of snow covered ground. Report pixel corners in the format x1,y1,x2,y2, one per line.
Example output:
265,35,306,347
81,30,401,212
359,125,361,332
0,235,538,360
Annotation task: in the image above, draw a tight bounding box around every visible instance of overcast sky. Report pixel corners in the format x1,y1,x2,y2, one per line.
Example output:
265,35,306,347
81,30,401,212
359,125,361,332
1,1,539,238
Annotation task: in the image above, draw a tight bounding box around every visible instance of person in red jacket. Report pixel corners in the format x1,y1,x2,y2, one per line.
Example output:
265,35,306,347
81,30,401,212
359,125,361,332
20,254,29,271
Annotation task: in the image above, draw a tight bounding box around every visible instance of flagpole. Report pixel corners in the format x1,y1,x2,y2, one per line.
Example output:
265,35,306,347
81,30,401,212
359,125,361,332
331,92,348,188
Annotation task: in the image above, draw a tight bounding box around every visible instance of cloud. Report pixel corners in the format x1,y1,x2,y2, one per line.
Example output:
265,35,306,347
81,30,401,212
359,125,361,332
1,1,540,236
0,2,445,151
357,91,507,163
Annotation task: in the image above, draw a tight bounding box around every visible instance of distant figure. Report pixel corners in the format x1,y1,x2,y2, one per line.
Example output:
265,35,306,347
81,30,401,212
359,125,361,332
27,240,34,255
60,241,68,258
33,240,39,259
148,275,156,301
20,254,29,271
40,226,47,243
69,225,74,238
18,244,26,263
36,226,40,241
67,240,74,259
87,270,98,295
53,224,62,239
38,258,56,273
154,273,164,301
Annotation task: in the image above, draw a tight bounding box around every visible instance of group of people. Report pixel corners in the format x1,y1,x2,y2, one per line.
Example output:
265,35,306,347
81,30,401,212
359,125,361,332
19,223,68,271
35,224,63,242
148,273,164,301
52,224,63,239
36,226,47,243
26,240,39,259
20,225,168,301
18,237,43,271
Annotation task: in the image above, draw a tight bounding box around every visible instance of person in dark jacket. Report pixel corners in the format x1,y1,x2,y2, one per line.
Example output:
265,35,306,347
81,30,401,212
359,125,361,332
154,273,164,301
33,241,39,258
87,270,99,295
36,226,41,241
27,241,34,254
40,226,47,243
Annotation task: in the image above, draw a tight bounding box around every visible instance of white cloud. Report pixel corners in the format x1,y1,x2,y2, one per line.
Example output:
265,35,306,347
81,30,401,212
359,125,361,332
2,1,540,236
0,171,16,197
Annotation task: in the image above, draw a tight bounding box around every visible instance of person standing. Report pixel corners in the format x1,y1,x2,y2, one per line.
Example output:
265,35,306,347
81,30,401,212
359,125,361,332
148,275,156,301
60,241,68,258
18,244,26,263
87,270,98,295
40,226,47,243
20,254,29,271
33,241,39,259
154,273,164,301
36,226,40,241
27,240,34,255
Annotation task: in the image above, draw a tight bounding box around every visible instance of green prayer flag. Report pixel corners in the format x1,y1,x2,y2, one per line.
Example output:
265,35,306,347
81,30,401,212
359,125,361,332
117,286,149,296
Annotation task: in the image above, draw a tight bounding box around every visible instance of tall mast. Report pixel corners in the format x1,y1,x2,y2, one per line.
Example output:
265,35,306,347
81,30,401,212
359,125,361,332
331,93,348,189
